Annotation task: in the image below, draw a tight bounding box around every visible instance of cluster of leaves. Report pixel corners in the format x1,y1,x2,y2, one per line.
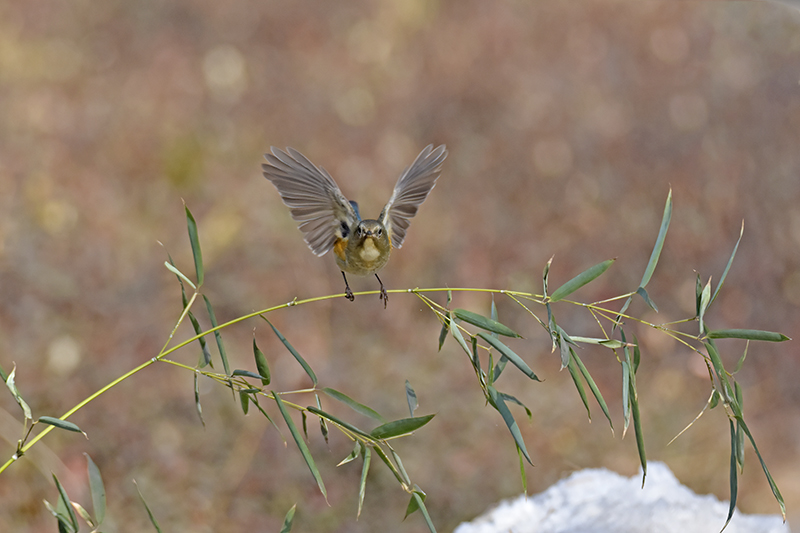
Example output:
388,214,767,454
0,192,790,532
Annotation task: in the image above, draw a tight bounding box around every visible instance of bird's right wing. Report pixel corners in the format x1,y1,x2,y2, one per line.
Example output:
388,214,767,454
262,147,358,256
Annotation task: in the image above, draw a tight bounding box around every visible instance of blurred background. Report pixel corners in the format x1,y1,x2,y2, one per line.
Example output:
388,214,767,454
1,0,799,531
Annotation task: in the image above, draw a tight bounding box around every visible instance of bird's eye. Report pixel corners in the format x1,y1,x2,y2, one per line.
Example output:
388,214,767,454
376,228,382,237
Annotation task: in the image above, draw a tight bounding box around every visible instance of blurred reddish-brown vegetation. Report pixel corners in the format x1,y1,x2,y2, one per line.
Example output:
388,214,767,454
1,0,799,531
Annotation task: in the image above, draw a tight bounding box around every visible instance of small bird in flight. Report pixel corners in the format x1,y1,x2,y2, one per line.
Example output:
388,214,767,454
262,144,447,308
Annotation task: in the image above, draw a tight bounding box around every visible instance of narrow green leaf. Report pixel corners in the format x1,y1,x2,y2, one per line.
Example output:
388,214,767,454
391,448,411,484
405,380,418,417
372,445,407,485
163,261,196,290
245,337,268,386
72,501,95,528
306,406,373,440
639,188,672,288
572,349,613,432
736,419,745,471
52,473,79,532
357,446,371,518
239,391,250,415
184,204,204,286
43,499,74,533
404,487,425,519
737,418,785,520
454,309,521,337
629,376,646,487
6,366,32,420
280,504,297,533
695,273,703,317
517,445,527,495
414,491,437,533
698,277,712,335
567,336,628,349
232,369,263,380
488,385,532,464
273,392,327,500
449,313,473,357
498,392,532,421
710,220,744,308
437,315,449,351
203,296,230,376
188,311,212,368
265,319,317,386
477,333,540,381
316,394,328,444
613,295,632,333
558,332,570,370
734,341,749,374
492,356,508,383
302,411,309,440
84,453,106,525
622,360,631,436
723,419,738,532
708,329,790,342
543,256,553,297
0,361,6,382
323,387,386,423
550,259,615,302
567,353,590,420
705,341,735,411
38,417,86,437
338,441,363,467
633,334,641,373
194,372,205,427
370,414,435,440
636,286,658,312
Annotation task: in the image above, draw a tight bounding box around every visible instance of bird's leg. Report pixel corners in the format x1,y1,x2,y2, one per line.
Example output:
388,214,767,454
342,271,355,301
375,273,388,309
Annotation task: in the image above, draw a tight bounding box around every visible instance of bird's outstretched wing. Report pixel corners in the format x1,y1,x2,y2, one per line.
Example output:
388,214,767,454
379,144,448,249
262,147,358,256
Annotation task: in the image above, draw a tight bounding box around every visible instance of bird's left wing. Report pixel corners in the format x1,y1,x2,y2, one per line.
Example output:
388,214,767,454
379,144,448,249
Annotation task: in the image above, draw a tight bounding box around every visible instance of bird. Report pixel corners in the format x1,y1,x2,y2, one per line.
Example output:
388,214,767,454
262,144,447,308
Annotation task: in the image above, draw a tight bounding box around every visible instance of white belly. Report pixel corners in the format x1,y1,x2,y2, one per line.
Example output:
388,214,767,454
359,239,381,262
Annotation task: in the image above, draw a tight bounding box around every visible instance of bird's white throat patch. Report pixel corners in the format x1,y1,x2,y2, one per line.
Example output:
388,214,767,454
359,238,381,262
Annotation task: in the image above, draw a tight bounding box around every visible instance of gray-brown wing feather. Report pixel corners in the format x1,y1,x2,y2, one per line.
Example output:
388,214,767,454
380,144,447,249
262,147,357,256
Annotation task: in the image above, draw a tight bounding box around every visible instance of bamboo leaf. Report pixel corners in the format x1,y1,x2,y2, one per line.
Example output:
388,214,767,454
6,365,32,420
38,417,86,437
550,259,615,302
357,446,371,519
629,375,646,486
239,390,250,415
323,387,386,423
636,286,658,312
449,312,473,357
370,414,435,440
194,372,205,427
264,319,317,386
488,385,532,465
708,329,790,342
710,220,744,308
163,261,196,290
85,453,106,525
338,441,362,467
405,380,418,417
232,369,263,380
543,256,553,297
723,419,738,533
572,349,613,432
567,353,591,420
273,392,327,500
280,504,297,533
306,406,373,440
698,277,712,335
203,296,230,376
737,418,786,521
52,473,79,532
184,204,204,286
639,188,672,288
477,333,540,381
454,309,521,337
438,315,449,351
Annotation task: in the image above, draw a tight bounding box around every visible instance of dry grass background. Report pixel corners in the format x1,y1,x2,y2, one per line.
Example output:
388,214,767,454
1,0,800,531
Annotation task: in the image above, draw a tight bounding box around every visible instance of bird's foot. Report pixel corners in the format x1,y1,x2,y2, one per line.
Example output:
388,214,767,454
345,286,355,302
379,286,388,309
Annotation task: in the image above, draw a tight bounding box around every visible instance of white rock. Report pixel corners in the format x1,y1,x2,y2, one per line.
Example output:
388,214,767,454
454,462,788,533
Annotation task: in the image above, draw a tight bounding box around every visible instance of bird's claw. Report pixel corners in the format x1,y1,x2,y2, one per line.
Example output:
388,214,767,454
345,286,355,302
380,287,388,309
